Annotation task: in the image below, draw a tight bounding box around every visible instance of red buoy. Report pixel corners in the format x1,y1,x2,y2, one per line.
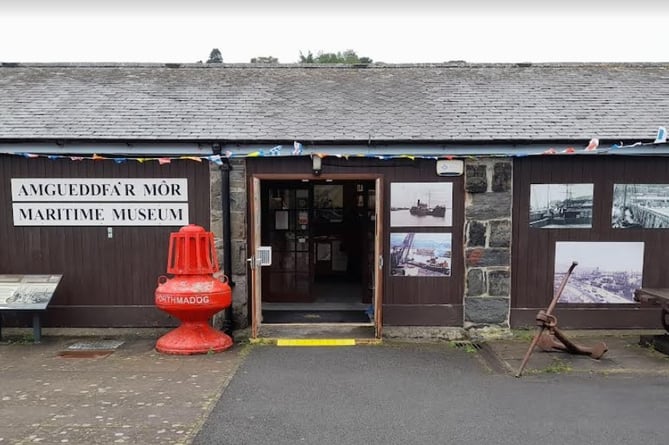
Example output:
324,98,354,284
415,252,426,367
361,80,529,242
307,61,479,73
154,224,233,354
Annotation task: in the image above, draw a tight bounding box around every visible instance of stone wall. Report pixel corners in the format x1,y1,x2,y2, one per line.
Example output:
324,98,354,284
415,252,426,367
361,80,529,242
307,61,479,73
463,159,512,328
210,159,249,330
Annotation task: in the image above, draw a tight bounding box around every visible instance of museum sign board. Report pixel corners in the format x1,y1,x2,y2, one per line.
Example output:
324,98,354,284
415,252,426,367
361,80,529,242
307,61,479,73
10,178,189,226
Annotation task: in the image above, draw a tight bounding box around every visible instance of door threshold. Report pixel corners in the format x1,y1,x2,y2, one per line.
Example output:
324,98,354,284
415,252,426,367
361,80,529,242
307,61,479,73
255,323,378,343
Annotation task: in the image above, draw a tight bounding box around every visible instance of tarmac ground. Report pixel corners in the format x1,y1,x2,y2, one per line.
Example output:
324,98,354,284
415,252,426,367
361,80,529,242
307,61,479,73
1,327,668,444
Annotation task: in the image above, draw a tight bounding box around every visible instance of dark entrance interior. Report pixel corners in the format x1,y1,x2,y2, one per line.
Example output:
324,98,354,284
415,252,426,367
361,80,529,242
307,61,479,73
260,180,376,323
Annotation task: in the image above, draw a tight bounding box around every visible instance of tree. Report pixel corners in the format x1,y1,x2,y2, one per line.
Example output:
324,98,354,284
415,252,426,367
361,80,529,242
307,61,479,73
207,48,223,64
299,49,372,64
250,56,279,63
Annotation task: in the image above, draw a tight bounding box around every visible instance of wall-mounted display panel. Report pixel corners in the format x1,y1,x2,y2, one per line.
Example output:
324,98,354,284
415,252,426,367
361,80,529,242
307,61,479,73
612,184,669,228
530,183,593,228
390,182,453,227
390,232,451,277
554,241,644,304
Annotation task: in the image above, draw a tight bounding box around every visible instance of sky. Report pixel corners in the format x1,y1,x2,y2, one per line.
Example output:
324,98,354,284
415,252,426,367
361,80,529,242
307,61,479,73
555,242,644,272
0,0,667,64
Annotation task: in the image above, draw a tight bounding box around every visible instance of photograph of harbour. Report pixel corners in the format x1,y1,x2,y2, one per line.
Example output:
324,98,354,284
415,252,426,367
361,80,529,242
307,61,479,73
554,242,644,304
390,232,451,277
612,184,669,228
530,183,593,228
390,182,452,227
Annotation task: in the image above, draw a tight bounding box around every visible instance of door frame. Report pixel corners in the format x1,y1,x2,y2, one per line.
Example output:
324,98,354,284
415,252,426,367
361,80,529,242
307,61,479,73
248,173,385,339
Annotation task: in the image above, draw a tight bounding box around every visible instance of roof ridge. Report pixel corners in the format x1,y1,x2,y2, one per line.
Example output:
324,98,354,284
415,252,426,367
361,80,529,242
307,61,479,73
2,61,669,69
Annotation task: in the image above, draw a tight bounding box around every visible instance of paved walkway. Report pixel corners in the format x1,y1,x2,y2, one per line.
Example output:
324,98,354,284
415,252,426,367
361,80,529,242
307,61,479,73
1,329,668,444
0,332,244,445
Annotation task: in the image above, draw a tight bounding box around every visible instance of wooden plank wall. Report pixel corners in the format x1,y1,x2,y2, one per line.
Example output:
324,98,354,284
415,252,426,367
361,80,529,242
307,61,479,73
511,156,667,329
0,155,210,327
246,157,464,326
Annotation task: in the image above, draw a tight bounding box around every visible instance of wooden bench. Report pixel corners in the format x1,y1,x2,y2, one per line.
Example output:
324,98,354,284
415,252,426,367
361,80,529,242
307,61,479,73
0,274,62,343
634,288,669,333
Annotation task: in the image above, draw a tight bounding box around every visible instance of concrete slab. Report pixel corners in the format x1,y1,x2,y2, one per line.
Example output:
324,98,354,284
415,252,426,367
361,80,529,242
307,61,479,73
484,331,669,376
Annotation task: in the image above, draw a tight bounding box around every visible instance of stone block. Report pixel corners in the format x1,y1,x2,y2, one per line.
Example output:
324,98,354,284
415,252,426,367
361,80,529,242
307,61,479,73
464,297,509,324
489,220,511,247
465,248,510,267
467,220,486,247
230,191,246,212
231,239,248,275
230,210,247,239
466,192,512,220
465,164,488,193
492,162,512,192
488,269,510,296
467,268,485,296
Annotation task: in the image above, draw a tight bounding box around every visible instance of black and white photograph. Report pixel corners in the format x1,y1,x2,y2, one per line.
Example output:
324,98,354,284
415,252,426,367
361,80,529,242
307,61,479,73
390,182,452,227
554,242,644,304
390,232,451,277
530,183,594,228
313,184,343,223
612,184,669,228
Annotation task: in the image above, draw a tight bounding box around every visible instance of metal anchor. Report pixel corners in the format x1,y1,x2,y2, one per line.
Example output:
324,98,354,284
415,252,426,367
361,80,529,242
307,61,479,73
515,261,608,377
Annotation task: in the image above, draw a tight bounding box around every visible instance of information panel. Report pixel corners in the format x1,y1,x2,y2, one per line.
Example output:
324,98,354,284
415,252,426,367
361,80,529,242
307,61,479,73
0,275,62,310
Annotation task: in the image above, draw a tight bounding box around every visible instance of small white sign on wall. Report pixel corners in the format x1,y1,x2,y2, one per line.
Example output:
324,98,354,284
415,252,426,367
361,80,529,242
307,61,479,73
436,160,464,176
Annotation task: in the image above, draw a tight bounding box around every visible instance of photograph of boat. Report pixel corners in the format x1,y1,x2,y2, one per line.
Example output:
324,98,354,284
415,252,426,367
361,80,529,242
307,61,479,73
529,183,593,228
391,182,452,227
409,199,446,217
390,232,451,277
554,242,644,304
612,184,669,228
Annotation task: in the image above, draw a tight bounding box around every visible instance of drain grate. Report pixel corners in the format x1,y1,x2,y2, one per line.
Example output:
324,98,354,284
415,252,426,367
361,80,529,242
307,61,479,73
66,340,125,351
57,339,125,359
451,341,511,374
451,341,482,351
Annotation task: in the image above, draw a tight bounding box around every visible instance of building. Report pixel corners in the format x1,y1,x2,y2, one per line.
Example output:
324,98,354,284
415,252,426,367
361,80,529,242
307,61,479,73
1,62,668,338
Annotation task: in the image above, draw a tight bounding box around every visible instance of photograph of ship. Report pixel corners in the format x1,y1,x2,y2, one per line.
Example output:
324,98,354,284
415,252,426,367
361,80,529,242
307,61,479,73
554,242,644,304
530,183,594,228
390,232,451,277
612,184,669,228
390,182,453,227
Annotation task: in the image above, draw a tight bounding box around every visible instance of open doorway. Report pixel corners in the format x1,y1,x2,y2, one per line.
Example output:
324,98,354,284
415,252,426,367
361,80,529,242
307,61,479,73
258,179,377,324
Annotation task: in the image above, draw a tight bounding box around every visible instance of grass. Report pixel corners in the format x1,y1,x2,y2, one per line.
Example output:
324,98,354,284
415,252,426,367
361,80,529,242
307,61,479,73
538,357,572,374
1,333,35,344
511,329,536,342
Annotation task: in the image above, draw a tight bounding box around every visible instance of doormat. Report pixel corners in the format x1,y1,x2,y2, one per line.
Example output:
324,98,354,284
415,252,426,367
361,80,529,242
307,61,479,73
262,310,370,324
57,339,125,359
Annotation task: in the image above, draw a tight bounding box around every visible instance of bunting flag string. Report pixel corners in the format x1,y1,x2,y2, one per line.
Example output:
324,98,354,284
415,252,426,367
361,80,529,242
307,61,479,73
2,131,668,165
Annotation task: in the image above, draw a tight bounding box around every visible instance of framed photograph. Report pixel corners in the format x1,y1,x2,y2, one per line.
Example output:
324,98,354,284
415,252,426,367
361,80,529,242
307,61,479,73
390,232,451,277
314,184,343,208
530,184,593,228
554,241,644,304
612,184,669,228
390,182,453,227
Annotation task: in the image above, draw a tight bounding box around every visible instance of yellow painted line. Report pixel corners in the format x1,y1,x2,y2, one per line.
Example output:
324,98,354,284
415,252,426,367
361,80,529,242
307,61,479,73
276,338,356,347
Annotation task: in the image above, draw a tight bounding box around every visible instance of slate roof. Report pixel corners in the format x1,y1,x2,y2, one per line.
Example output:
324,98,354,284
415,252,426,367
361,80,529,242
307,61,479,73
0,62,668,142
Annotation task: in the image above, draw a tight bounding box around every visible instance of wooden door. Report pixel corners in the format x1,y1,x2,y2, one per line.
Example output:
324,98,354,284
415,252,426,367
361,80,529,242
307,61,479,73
374,177,384,338
249,177,262,338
